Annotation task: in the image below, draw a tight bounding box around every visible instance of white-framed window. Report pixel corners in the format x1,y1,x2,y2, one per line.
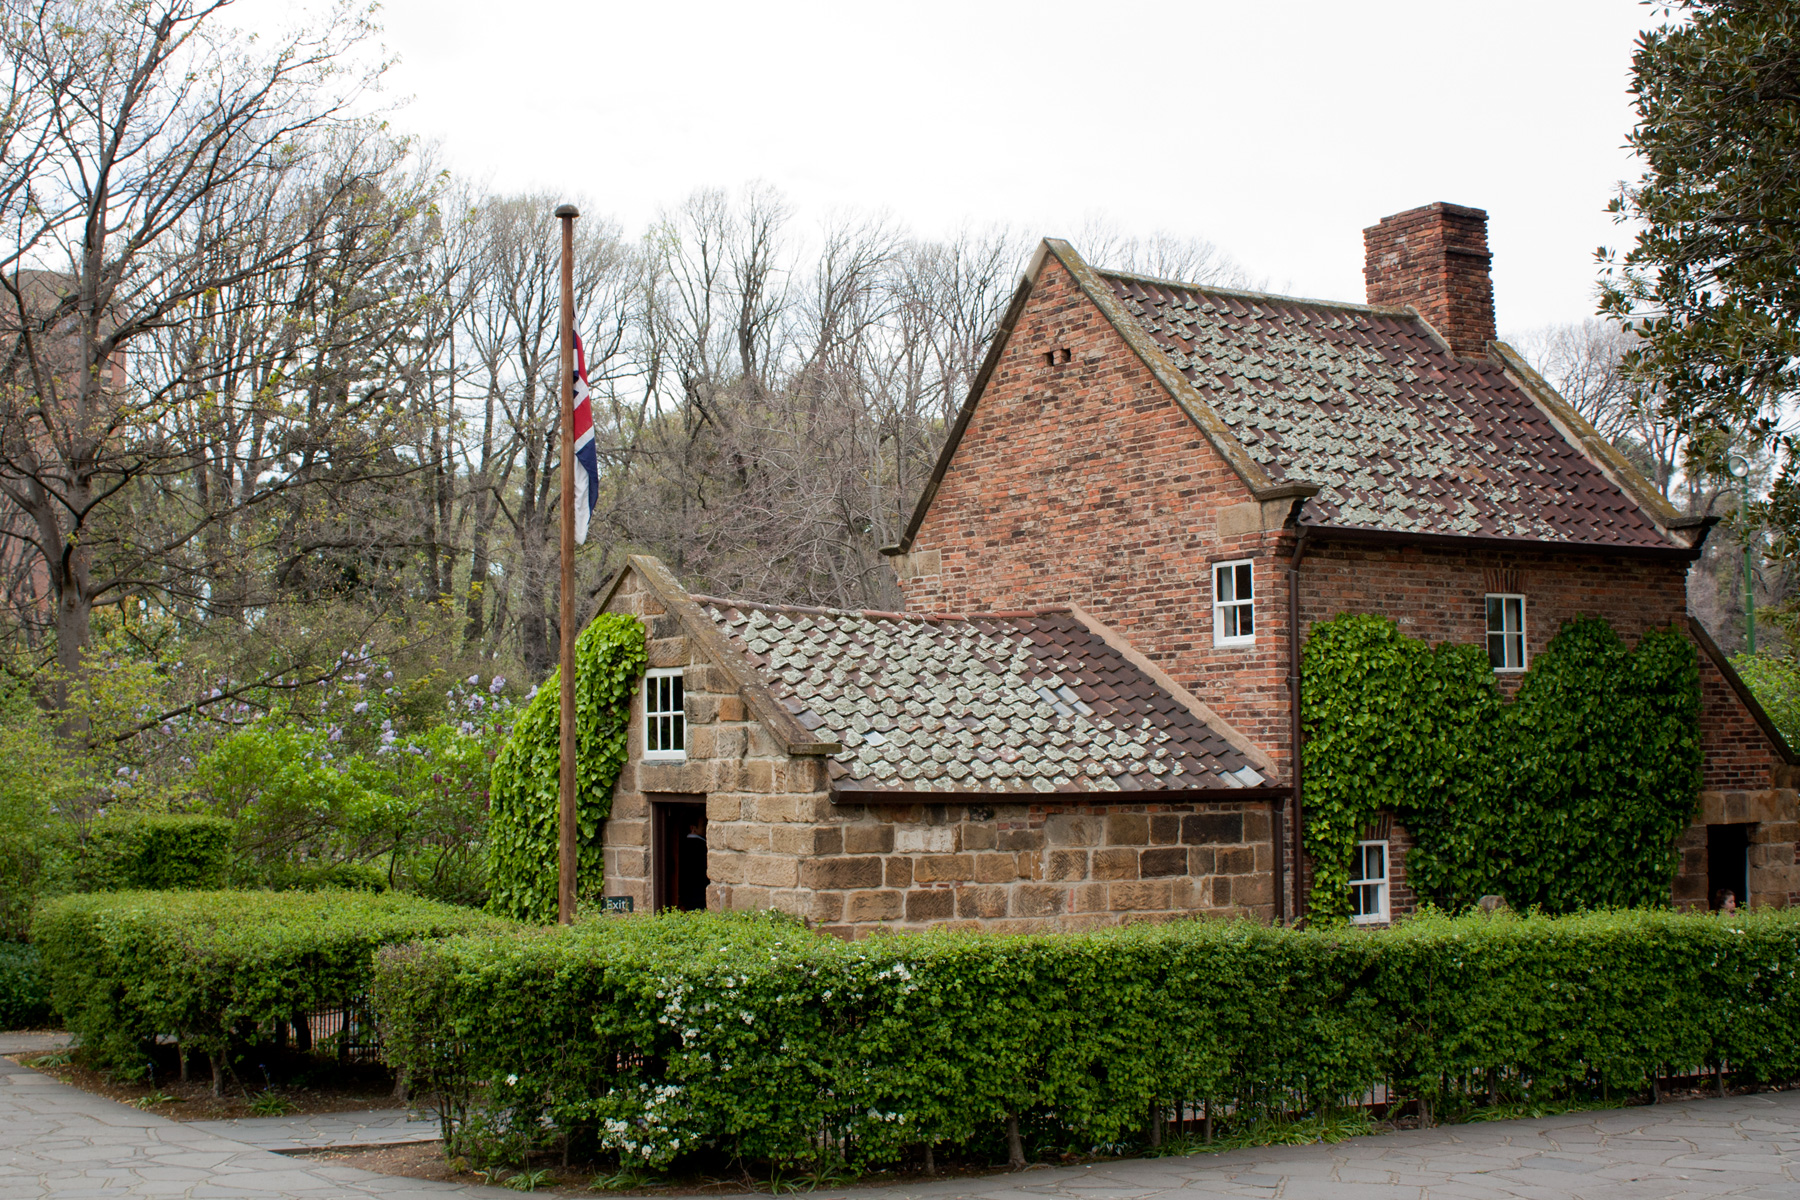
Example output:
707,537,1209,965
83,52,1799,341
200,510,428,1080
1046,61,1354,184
1486,594,1526,672
1213,559,1256,647
1350,840,1389,924
643,669,686,761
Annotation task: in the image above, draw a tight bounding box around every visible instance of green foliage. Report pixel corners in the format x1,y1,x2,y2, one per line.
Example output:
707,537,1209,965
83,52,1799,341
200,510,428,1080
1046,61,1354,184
0,942,53,1028
485,615,646,923
268,861,390,893
1731,651,1800,749
374,908,1800,1172
1302,614,1702,920
1600,2,1800,549
1299,615,1497,922
75,814,235,892
33,890,508,1077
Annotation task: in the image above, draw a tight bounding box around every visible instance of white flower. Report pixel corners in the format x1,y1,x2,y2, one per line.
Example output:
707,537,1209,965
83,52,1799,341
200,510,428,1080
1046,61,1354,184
468,674,481,685
505,1074,518,1086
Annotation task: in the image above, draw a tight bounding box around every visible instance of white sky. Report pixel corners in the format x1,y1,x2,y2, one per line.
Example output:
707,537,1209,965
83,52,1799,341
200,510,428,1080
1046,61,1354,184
270,0,1655,332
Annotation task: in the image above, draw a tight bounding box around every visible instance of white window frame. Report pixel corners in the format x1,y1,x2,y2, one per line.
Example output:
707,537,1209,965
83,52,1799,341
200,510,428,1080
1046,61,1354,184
1349,839,1389,924
1213,558,1256,647
1486,593,1527,673
643,669,686,761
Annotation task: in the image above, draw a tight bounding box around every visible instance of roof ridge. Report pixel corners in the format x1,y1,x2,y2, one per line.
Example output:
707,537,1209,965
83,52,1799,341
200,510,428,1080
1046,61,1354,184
689,592,1075,624
1097,265,1413,318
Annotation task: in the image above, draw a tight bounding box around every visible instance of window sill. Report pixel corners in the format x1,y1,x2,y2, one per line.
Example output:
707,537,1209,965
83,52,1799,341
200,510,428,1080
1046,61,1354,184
1213,636,1257,649
643,753,689,764
1349,915,1389,926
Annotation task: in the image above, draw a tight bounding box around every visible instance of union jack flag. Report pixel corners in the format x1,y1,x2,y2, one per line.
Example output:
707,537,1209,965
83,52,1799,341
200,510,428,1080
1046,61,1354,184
571,333,598,544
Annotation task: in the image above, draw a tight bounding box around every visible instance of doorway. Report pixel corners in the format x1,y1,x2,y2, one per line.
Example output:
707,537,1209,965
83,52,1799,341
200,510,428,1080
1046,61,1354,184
1706,823,1750,910
651,797,709,912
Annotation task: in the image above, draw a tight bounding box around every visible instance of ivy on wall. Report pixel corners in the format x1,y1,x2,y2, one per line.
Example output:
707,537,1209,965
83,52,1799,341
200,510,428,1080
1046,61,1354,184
486,614,648,922
1302,614,1703,924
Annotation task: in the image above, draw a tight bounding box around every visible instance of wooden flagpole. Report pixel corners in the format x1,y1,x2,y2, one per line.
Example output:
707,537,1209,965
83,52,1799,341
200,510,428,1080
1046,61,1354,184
555,202,579,925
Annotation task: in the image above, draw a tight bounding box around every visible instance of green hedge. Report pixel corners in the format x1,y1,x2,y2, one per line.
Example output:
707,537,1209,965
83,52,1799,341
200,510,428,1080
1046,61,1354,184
0,942,52,1029
372,908,1800,1169
77,813,236,892
34,890,508,1080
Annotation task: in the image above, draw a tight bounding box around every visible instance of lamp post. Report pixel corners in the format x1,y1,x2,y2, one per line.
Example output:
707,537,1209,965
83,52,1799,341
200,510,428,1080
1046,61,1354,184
1727,453,1756,655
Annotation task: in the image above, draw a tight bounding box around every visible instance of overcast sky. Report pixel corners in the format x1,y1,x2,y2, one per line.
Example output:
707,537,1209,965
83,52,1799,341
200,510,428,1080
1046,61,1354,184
279,0,1656,333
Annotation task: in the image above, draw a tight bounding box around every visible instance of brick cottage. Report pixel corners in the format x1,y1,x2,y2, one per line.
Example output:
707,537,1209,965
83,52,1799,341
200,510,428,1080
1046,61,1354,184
595,202,1799,934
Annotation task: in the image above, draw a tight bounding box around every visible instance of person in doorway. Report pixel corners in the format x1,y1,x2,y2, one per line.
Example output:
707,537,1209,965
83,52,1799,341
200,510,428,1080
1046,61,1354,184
1714,889,1738,914
678,817,709,911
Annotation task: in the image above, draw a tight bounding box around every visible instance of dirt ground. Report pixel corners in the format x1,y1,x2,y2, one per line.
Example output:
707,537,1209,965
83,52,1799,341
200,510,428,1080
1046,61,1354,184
6,1052,402,1122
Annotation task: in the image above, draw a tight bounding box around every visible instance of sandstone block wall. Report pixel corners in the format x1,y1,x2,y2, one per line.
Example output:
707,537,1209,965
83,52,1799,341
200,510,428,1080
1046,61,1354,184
599,565,1279,934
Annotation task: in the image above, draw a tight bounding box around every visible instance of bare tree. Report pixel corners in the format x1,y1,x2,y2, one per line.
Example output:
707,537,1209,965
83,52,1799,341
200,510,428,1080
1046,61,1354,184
1512,319,1686,501
0,0,387,705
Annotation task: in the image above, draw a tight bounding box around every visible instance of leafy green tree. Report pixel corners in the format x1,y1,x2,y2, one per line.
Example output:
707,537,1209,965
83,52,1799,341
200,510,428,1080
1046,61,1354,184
1601,1,1800,544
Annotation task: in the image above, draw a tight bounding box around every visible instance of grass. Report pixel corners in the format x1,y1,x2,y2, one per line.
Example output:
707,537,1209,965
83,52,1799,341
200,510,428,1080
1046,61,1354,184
248,1090,298,1117
1145,1107,1376,1158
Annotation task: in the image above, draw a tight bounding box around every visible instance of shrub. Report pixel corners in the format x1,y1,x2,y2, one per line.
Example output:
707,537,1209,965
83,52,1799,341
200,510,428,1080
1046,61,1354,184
0,942,53,1029
75,813,236,892
34,890,508,1082
372,907,1800,1171
268,861,390,893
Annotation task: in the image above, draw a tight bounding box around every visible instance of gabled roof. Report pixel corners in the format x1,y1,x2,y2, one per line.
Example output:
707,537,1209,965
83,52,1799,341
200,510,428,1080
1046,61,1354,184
887,239,1700,557
692,593,1271,799
1105,272,1676,548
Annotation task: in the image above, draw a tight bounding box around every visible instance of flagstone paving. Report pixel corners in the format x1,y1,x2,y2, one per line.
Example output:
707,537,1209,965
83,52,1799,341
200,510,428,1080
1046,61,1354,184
3,1038,1797,1198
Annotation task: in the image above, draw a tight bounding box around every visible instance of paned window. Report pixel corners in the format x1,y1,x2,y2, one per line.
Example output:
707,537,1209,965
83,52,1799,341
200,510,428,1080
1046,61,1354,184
1486,594,1526,671
644,669,686,760
1214,559,1255,646
1350,840,1389,924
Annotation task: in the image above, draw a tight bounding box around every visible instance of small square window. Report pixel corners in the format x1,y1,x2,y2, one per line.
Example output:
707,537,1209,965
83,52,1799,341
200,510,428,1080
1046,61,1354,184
1213,559,1255,647
644,669,686,761
1350,840,1389,924
1486,594,1526,672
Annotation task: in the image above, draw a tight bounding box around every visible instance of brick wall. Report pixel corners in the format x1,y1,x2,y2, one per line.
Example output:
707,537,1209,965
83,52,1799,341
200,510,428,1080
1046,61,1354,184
896,255,1293,771
891,254,1799,915
1362,202,1496,359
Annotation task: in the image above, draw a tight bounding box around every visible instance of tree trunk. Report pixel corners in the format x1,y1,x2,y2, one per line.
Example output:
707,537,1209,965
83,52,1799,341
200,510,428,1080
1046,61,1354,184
1005,1113,1024,1170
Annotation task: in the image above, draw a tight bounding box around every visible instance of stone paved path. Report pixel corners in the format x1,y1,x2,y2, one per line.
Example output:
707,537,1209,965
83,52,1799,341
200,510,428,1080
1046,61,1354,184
184,1110,441,1153
0,1051,513,1198
3,1038,1797,1198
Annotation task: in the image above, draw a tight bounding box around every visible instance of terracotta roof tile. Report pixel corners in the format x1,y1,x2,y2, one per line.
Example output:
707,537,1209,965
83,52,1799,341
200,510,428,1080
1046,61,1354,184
1104,274,1674,548
692,595,1261,796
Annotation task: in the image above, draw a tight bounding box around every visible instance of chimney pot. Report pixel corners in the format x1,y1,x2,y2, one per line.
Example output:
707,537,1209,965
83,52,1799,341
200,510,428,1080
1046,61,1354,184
1363,202,1496,358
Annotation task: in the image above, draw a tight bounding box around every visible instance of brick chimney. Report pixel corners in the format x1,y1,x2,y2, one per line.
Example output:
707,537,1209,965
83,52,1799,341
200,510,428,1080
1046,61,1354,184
1363,202,1496,358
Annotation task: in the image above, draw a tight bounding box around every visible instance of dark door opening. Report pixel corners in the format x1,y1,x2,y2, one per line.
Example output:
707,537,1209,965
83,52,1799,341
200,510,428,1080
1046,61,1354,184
652,798,709,912
1707,823,1750,910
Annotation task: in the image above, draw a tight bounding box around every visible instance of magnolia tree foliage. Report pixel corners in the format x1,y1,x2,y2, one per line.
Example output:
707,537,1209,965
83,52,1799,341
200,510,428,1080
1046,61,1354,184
1302,614,1703,922
1601,0,1800,552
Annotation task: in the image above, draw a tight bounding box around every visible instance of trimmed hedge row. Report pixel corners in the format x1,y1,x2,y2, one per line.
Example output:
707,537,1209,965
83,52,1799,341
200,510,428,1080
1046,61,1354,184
35,891,508,1081
78,814,236,892
372,908,1800,1169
